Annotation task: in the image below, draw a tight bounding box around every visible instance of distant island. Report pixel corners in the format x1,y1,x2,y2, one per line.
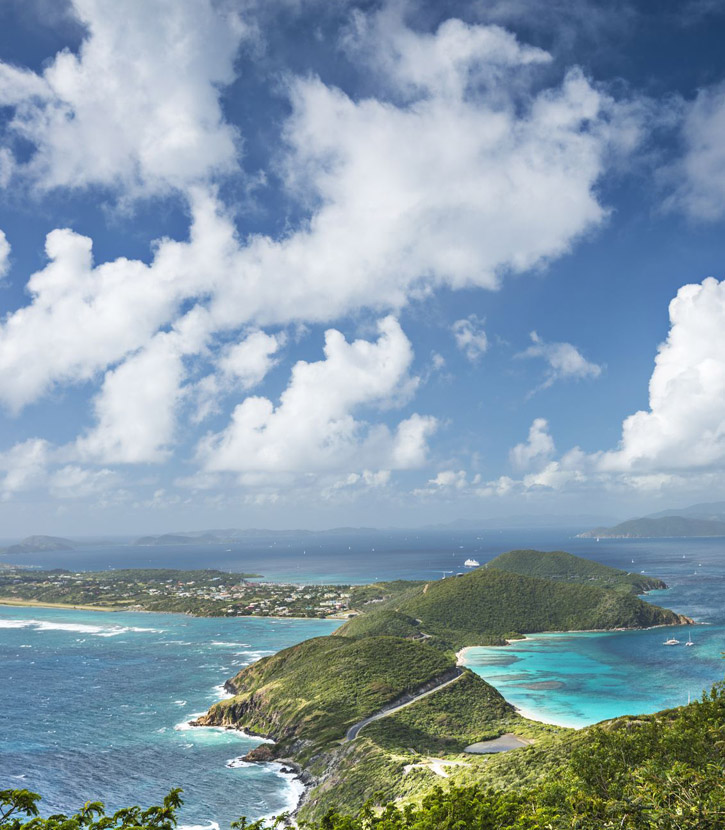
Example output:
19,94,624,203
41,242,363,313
134,527,380,545
579,516,725,538
578,499,725,538
194,549,691,821
0,535,75,556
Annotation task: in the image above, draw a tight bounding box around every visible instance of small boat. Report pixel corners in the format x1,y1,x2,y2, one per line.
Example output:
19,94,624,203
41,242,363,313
686,631,694,646
464,558,480,568
663,638,680,646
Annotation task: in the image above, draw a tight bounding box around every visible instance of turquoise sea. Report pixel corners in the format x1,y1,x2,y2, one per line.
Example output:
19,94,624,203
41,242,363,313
0,607,337,828
1,530,724,826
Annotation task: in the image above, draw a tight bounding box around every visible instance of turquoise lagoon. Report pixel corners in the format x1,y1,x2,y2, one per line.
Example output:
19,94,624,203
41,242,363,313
464,623,725,728
464,554,725,727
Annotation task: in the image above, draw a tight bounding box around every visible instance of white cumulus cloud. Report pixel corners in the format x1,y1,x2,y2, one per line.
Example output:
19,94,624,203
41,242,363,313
598,277,725,473
0,7,649,500
510,418,555,469
452,315,488,362
0,230,10,279
75,309,211,464
519,331,602,390
0,0,244,199
193,330,287,423
671,82,725,220
0,438,50,500
198,317,436,476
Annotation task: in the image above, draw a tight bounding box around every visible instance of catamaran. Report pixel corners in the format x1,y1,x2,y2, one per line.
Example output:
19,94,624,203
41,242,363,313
686,630,694,646
663,637,680,646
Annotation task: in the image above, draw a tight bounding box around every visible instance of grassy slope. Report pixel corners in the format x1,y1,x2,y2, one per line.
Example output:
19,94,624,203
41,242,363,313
300,671,562,821
338,565,686,647
197,635,454,758
361,671,556,753
302,682,725,823
347,580,426,610
485,549,667,592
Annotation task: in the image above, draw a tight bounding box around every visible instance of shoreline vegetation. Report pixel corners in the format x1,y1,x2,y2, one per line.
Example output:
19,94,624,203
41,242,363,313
191,550,694,821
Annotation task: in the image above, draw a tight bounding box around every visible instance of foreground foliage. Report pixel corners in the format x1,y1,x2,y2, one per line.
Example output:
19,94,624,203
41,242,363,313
296,681,725,829
0,789,183,830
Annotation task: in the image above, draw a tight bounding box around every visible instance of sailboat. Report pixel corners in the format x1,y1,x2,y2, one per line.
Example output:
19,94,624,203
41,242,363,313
686,630,694,647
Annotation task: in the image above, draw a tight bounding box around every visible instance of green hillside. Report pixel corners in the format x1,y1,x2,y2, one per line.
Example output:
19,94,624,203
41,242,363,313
195,635,454,758
486,548,666,592
338,563,688,647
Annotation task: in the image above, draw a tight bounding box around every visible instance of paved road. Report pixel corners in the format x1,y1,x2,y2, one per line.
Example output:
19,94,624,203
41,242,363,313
346,669,464,741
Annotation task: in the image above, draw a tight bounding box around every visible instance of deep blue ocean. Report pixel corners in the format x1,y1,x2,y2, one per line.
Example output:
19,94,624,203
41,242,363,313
1,529,724,827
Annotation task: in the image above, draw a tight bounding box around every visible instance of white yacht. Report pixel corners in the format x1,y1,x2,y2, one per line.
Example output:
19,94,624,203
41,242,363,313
464,558,480,568
663,637,680,646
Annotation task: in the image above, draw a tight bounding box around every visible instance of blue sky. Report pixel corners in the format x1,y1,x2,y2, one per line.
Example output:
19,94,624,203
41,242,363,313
1,0,725,535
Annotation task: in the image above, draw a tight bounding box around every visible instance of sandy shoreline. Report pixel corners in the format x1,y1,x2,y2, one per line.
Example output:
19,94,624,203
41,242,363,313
0,598,124,612
0,598,343,624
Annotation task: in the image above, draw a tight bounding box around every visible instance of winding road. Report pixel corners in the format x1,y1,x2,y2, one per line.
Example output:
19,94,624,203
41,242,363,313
346,668,464,741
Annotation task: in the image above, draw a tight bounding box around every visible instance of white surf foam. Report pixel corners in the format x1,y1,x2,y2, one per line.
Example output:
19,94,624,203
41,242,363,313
0,619,163,636
174,713,207,731
225,757,252,769
210,684,234,700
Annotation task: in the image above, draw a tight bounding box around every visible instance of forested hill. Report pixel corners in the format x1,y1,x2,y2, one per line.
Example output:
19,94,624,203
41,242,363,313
338,560,689,648
485,548,666,592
